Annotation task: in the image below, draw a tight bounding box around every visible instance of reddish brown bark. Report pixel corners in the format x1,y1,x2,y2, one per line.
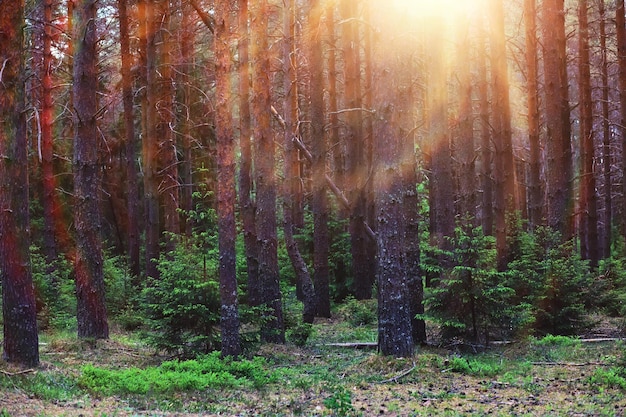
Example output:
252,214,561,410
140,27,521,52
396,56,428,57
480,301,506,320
118,0,141,280
252,0,285,343
72,0,109,339
215,0,241,357
0,0,40,367
600,0,612,257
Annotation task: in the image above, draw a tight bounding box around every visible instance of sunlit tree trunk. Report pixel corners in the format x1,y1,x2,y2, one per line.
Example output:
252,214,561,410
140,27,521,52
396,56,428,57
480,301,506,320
283,0,316,323
525,0,543,230
600,0,612,257
371,5,414,357
578,0,598,268
0,0,40,367
214,0,241,357
342,0,372,301
118,0,141,280
156,0,179,247
543,0,573,239
143,0,161,280
489,0,516,268
73,0,109,339
251,0,285,343
428,19,455,266
238,0,260,306
308,0,331,318
478,19,493,237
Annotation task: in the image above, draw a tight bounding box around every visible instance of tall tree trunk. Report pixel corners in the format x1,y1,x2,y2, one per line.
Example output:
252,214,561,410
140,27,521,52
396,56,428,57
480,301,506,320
156,0,179,246
283,0,316,323
478,19,493,237
578,0,599,268
600,0,612,257
543,0,573,239
489,0,516,268
371,5,414,357
238,0,260,306
118,0,141,280
143,0,162,280
179,1,194,238
342,0,372,301
215,0,241,357
251,0,285,343
41,0,59,272
0,0,40,367
308,0,331,318
617,0,626,244
456,12,476,223
525,0,543,230
428,20,455,265
73,0,109,339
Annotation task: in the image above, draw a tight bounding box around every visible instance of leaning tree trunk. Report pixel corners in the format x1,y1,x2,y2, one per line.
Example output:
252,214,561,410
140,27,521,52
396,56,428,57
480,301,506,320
0,0,40,367
251,0,285,343
73,0,109,339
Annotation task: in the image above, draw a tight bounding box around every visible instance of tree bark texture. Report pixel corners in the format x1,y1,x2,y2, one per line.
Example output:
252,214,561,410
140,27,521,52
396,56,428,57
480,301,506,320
525,0,543,230
308,0,331,318
542,0,573,239
578,0,598,268
617,0,626,242
283,0,316,323
238,0,260,307
251,0,285,343
73,0,109,339
600,0,612,257
118,0,141,280
215,0,241,357
0,0,40,367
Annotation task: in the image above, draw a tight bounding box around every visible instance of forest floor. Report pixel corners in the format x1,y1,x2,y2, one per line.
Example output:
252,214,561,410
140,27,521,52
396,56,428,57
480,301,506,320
2,310,626,416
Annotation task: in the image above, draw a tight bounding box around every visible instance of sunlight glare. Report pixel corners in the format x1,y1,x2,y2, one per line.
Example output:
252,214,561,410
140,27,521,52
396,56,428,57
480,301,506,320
389,0,482,18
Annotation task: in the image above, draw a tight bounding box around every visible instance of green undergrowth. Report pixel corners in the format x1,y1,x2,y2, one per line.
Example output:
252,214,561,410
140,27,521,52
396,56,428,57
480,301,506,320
79,351,276,395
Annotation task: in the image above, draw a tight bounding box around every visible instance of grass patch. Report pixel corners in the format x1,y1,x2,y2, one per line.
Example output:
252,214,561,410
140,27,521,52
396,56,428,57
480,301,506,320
79,351,276,396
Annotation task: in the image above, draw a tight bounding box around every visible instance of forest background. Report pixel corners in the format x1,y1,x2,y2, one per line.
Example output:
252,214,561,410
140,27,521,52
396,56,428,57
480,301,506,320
3,0,626,369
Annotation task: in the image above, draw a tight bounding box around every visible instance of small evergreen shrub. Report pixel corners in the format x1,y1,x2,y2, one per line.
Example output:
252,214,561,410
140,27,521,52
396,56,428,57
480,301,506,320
141,240,220,357
338,296,377,327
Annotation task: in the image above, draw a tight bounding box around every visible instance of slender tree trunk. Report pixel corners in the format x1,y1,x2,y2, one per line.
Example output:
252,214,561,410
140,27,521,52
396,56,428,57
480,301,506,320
118,0,141,280
428,20,455,264
238,0,260,306
214,0,241,357
283,0,316,323
525,0,542,230
179,1,194,238
600,0,612,257
617,0,626,243
308,0,331,318
156,0,179,246
578,0,599,268
342,0,371,301
478,20,493,237
251,0,285,343
456,13,476,223
73,0,109,339
143,0,162,280
489,0,516,268
0,0,40,367
543,0,573,239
